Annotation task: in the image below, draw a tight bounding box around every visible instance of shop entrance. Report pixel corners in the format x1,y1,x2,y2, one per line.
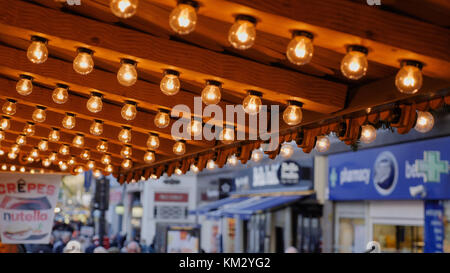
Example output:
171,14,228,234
372,224,424,253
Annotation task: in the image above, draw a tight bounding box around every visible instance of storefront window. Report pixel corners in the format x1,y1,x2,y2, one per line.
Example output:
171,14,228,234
337,218,365,253
372,224,423,253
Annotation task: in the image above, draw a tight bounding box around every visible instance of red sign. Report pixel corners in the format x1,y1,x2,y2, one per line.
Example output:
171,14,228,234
154,192,188,202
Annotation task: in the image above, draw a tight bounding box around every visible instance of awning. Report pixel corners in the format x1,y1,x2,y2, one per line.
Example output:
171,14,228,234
189,196,249,215
204,196,262,220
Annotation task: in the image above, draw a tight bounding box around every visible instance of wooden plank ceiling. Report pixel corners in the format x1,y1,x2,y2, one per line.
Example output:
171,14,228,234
0,0,448,180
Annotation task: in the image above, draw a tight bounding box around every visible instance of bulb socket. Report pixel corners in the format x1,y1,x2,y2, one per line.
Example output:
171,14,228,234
287,100,304,107
124,100,137,106
158,108,171,114
19,74,33,81
121,125,131,130
178,0,199,9
90,92,103,98
120,58,137,66
56,83,69,89
291,30,314,40
247,90,262,97
400,60,423,70
177,139,186,144
27,121,35,126
30,36,48,44
36,105,47,110
6,98,17,103
94,119,103,124
149,132,159,137
100,138,108,142
205,80,222,87
1,116,10,120
51,127,59,131
66,112,76,117
235,14,257,24
346,45,368,55
77,47,93,55
164,69,180,77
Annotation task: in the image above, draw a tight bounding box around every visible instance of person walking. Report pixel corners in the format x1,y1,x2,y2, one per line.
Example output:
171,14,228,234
53,233,71,253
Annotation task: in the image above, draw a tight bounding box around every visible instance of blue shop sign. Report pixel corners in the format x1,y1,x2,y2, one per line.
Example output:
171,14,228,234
328,136,450,200
424,200,444,253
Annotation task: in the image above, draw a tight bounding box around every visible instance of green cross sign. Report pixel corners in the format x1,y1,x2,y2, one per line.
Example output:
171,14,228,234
329,168,338,187
416,151,448,183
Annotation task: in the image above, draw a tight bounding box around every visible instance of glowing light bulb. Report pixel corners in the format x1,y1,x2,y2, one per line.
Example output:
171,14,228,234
30,169,35,174
174,167,183,175
360,124,377,144
32,106,46,123
187,119,202,137
144,150,155,164
280,143,294,159
340,45,368,80
87,93,103,113
220,127,234,144
286,31,314,65
68,156,76,166
117,60,137,87
395,61,423,94
160,70,181,96
30,147,40,159
62,113,76,129
169,2,197,35
315,136,330,152
118,127,132,143
121,158,132,170
96,139,108,152
0,130,4,141
16,75,34,96
243,91,262,115
73,165,84,174
251,148,263,162
283,101,303,126
154,110,170,128
0,117,10,130
16,134,26,146
38,139,49,151
10,165,16,172
87,160,95,169
201,80,222,105
93,168,102,178
27,156,34,164
49,152,58,162
173,140,186,155
414,111,434,133
19,166,26,173
110,0,138,18
10,144,20,154
59,144,70,155
121,101,137,121
80,149,90,160
2,99,17,115
52,85,69,104
120,145,132,158
27,37,48,64
8,152,17,160
1,164,6,170
73,48,94,75
90,120,103,136
228,15,256,50
72,134,84,148
0,149,5,156
147,133,160,150
23,122,35,136
49,128,60,142
105,164,114,174
190,164,199,173
227,154,238,166
206,159,216,170
59,161,68,171
101,154,112,165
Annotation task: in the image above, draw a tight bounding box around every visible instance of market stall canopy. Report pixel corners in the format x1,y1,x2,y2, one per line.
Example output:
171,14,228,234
0,0,448,182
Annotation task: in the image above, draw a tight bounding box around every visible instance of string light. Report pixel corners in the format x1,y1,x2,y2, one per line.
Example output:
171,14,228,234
10,144,20,154
87,93,103,113
20,166,26,173
220,126,234,144
201,80,222,105
120,145,132,158
154,109,170,128
30,147,40,159
72,134,85,148
251,148,264,162
110,0,138,19
315,136,330,152
30,169,35,174
1,164,6,171
280,143,294,159
206,159,216,170
150,174,157,180
144,150,155,163
118,126,132,143
48,152,58,162
0,116,10,130
16,75,33,96
93,168,102,178
8,152,17,160
10,165,16,172
90,120,103,136
0,150,4,156
169,1,198,35
48,128,60,142
27,36,48,64
52,84,69,104
187,118,202,138
2,99,17,115
68,156,76,166
286,31,314,65
87,160,95,169
414,111,434,133
73,48,94,75
283,100,303,126
59,144,70,155
38,139,49,151
26,156,34,164
173,140,186,155
147,133,160,150
80,149,91,160
395,60,423,94
227,154,238,166
23,122,35,136
16,134,26,146
62,113,76,129
105,164,114,174
243,91,262,115
174,167,183,175
121,158,132,170
190,164,199,173
117,59,137,87
360,124,377,144
121,101,137,121
160,70,181,96
73,165,84,174
340,45,368,80
32,106,46,123
101,154,112,165
97,139,108,152
0,130,4,141
58,161,68,171
228,15,257,50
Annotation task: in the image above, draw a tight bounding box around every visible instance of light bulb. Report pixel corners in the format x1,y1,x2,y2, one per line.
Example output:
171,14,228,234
144,150,155,163
16,134,26,146
10,165,16,172
187,119,202,137
173,140,186,155
93,168,102,178
80,149,90,160
27,156,34,163
87,93,103,113
59,161,68,171
10,144,20,154
30,147,40,159
16,75,33,96
283,101,303,126
251,148,263,162
87,160,95,169
59,144,70,155
72,134,84,148
20,166,26,173
1,164,6,170
97,139,108,152
360,124,377,144
49,128,60,142
147,133,160,149
201,80,222,105
121,101,137,120
190,164,199,173
286,31,314,65
110,0,138,18
8,152,17,160
30,169,35,174
62,113,76,129
280,143,294,159
315,136,330,152
227,154,238,166
174,167,183,175
0,149,3,156
2,99,17,115
220,127,234,144
121,158,132,170
73,48,94,75
228,15,257,50
117,60,137,87
23,122,35,136
169,2,197,35
68,156,76,166
243,91,262,115
105,164,114,174
395,60,423,94
101,154,112,165
27,37,48,64
74,165,85,174
118,127,132,143
49,152,58,162
0,130,4,141
32,106,46,123
154,110,170,128
120,145,132,158
206,159,216,170
0,117,10,130
160,70,181,96
414,111,434,133
340,45,368,80
38,139,49,151
52,85,69,104
90,120,103,136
